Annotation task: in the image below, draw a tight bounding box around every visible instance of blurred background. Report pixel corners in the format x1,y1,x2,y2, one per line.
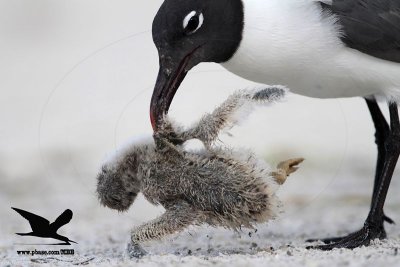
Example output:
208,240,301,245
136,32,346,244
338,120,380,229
0,0,399,264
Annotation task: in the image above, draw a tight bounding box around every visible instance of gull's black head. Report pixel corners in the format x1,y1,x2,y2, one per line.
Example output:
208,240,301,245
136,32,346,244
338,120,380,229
150,0,244,130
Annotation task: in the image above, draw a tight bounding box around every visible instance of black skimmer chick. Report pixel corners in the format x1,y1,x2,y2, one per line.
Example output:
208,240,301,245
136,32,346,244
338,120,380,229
149,0,400,250
97,87,303,257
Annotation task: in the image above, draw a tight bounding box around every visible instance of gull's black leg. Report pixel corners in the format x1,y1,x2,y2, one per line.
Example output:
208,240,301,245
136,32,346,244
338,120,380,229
365,99,394,225
307,99,399,250
308,98,391,244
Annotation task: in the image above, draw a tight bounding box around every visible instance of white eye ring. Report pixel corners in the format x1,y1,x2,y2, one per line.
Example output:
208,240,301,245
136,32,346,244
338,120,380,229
183,11,204,34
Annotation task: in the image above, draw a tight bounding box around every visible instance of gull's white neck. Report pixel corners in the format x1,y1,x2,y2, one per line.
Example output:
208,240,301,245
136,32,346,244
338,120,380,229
222,0,400,100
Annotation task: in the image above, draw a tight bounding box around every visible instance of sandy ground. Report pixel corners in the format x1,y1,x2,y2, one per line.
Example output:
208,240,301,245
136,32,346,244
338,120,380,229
1,156,400,267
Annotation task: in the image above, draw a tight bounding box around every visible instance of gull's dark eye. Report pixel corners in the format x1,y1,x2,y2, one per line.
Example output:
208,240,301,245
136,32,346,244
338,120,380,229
183,11,204,35
186,16,199,32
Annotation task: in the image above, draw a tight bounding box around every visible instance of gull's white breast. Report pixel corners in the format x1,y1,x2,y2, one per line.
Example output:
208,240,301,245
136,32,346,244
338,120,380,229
222,0,400,100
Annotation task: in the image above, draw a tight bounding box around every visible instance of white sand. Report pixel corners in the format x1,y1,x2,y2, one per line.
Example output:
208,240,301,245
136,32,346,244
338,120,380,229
1,161,400,267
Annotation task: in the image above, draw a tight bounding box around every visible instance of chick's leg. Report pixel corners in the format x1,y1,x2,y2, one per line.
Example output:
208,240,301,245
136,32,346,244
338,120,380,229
271,158,304,185
180,98,244,148
177,87,287,148
128,202,199,258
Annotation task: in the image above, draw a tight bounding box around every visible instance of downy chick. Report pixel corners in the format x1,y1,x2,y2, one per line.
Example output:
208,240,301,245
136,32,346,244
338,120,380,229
96,86,303,257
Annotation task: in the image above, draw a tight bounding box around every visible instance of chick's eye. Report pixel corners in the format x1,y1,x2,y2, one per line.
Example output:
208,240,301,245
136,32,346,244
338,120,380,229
183,11,204,34
110,196,120,203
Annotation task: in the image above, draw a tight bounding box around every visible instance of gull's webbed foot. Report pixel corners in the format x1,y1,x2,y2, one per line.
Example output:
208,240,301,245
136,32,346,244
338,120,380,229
306,221,387,250
127,242,147,259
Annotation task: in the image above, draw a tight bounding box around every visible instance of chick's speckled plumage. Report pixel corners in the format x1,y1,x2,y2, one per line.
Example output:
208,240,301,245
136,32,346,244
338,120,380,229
96,87,303,257
142,144,278,229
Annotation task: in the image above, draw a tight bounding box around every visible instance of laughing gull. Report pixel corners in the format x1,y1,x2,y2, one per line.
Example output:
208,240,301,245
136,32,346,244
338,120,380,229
149,0,400,250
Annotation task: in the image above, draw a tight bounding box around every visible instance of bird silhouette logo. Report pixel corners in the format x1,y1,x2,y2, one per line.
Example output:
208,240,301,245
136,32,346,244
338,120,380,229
12,207,77,245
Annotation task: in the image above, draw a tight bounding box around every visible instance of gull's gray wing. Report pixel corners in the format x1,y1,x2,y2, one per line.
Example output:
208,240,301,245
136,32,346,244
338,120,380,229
320,0,400,63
